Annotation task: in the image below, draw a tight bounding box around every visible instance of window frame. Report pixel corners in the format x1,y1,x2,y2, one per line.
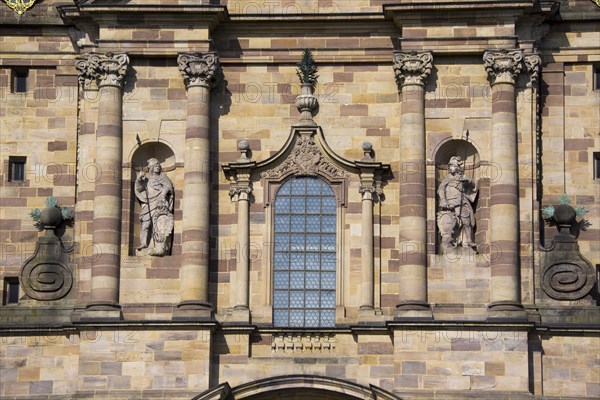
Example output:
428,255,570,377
8,156,26,182
12,67,28,93
3,277,20,305
271,176,339,328
263,171,348,328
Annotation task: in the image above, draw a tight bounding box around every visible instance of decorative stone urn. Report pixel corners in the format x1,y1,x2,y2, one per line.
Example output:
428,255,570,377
296,83,318,125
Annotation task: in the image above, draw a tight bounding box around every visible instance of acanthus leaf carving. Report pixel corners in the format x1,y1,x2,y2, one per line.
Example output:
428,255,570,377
483,49,524,86
178,52,220,89
392,51,433,88
76,52,129,89
261,134,348,180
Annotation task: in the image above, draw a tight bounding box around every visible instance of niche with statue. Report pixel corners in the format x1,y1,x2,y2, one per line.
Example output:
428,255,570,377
434,138,481,255
127,141,176,256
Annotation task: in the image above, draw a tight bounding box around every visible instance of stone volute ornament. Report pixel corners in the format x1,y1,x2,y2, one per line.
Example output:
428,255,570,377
75,52,130,88
295,49,319,126
483,49,524,85
392,51,433,88
177,52,220,89
524,54,542,85
539,195,596,301
21,197,74,301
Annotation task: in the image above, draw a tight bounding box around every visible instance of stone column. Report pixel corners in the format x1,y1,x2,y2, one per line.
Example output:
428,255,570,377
76,52,129,318
174,52,219,320
392,51,433,319
483,49,526,318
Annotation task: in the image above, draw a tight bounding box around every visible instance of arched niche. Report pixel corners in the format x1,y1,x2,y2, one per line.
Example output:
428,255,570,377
127,141,176,256
433,139,481,254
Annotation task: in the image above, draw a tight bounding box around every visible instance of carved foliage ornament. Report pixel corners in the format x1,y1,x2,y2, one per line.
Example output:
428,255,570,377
261,134,348,179
178,52,220,89
392,51,433,88
76,52,130,89
483,49,524,85
3,0,37,15
524,54,542,85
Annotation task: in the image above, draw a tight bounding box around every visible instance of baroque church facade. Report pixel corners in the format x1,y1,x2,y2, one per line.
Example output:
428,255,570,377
1,0,599,399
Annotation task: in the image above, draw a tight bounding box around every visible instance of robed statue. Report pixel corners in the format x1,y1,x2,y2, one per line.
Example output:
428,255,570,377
437,156,478,253
135,158,174,256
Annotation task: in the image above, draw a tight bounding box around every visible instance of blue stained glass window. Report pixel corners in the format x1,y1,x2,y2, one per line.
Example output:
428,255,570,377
272,177,337,327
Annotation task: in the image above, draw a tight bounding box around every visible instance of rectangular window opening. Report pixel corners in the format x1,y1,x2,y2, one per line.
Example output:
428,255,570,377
3,278,19,305
8,156,26,182
12,68,28,93
594,152,600,180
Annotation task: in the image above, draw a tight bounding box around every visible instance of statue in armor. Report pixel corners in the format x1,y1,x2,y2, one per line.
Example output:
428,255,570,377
437,156,478,253
135,158,174,256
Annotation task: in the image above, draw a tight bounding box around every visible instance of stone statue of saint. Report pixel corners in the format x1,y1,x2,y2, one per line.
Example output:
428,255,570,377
437,156,478,253
135,158,174,256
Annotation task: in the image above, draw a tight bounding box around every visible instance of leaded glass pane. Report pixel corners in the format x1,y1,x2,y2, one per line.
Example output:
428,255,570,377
273,291,289,308
273,310,288,326
306,272,320,289
291,180,305,194
290,291,304,308
290,215,305,232
306,253,319,270
275,196,290,213
306,234,320,251
274,252,289,266
278,181,291,195
306,197,321,213
290,310,304,327
321,234,336,251
320,310,335,326
305,312,319,327
274,272,289,289
306,215,320,232
321,272,336,290
272,177,337,328
322,215,336,232
290,272,304,289
305,291,320,308
321,291,335,307
274,215,289,232
322,197,336,211
291,197,305,213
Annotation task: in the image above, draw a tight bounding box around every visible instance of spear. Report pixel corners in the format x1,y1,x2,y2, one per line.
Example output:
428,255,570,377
136,135,153,250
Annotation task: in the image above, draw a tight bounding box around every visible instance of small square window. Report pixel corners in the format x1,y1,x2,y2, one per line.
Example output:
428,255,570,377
12,68,28,93
8,156,26,182
594,152,600,180
3,278,20,305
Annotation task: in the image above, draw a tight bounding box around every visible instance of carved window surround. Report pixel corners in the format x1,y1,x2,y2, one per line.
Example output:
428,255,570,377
222,125,390,324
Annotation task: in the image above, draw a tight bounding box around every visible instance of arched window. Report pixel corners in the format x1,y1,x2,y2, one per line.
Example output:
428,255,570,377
272,177,337,327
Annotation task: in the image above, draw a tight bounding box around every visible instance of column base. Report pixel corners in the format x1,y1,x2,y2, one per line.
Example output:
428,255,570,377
487,301,527,321
172,301,213,321
79,302,122,321
358,306,383,322
395,301,433,320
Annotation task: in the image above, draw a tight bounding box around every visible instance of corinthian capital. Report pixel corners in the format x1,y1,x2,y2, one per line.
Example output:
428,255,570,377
483,49,524,86
178,52,220,89
524,54,542,86
392,51,433,88
76,52,129,89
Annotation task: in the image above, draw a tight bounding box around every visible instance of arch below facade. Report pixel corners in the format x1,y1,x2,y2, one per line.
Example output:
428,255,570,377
193,375,402,400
